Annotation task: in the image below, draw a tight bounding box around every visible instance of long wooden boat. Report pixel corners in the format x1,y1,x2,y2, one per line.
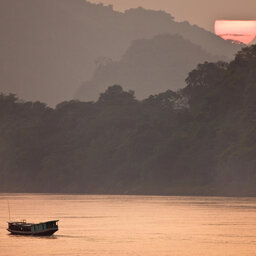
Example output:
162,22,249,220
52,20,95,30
7,220,59,236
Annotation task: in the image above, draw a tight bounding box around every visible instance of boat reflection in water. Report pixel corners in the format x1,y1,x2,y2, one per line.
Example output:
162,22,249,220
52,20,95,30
7,220,59,236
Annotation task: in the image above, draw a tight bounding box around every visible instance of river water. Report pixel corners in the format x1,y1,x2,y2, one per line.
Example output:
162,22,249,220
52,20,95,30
0,194,256,256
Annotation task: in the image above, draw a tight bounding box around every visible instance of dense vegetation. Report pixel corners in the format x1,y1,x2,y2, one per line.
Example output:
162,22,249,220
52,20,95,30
1,45,256,196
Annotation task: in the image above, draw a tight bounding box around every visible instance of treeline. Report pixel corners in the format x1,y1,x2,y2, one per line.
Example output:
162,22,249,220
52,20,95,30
1,45,256,196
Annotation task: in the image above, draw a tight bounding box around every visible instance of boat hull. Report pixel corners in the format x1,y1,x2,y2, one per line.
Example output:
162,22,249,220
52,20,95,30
7,228,58,236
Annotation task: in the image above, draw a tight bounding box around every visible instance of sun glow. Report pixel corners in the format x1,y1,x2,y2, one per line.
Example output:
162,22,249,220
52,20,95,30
215,20,256,44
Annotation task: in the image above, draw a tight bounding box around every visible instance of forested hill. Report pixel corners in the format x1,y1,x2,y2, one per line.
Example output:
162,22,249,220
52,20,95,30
1,45,256,196
75,34,218,101
0,0,242,105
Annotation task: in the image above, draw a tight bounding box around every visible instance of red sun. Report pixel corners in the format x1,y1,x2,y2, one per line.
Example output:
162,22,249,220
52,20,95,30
215,20,256,45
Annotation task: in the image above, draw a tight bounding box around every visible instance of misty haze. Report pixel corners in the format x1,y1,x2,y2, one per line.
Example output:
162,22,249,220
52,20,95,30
1,0,256,255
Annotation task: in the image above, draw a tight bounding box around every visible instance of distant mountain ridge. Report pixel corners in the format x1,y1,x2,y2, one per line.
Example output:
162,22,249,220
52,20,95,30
75,34,219,101
0,0,243,105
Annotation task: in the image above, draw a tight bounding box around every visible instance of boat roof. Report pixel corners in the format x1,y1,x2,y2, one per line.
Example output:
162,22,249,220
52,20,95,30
8,220,59,225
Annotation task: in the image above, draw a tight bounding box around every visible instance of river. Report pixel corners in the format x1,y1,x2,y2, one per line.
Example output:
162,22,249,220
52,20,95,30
0,194,256,255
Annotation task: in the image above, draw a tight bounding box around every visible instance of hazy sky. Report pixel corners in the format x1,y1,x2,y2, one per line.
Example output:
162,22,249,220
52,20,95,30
88,0,256,32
